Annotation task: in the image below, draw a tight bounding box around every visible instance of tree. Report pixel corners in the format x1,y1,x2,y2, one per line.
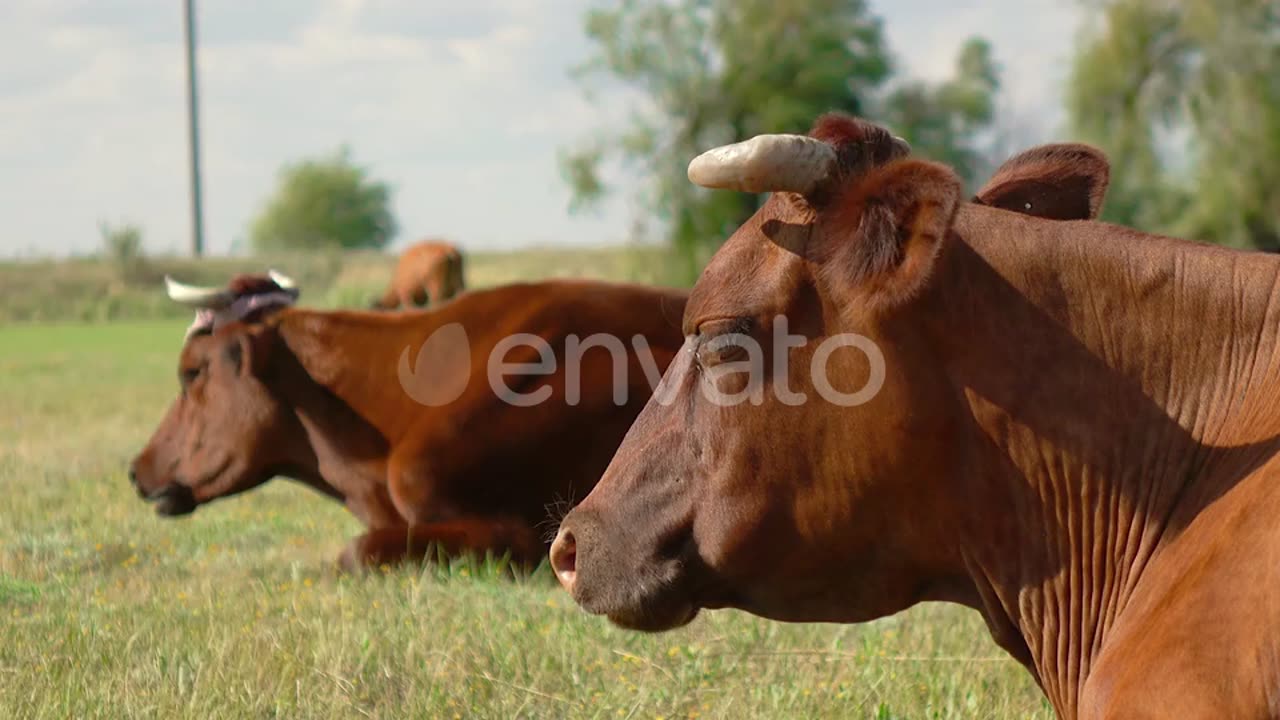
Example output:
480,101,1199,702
1067,0,1280,250
98,220,150,284
563,1,1000,278
881,38,1000,187
250,147,398,252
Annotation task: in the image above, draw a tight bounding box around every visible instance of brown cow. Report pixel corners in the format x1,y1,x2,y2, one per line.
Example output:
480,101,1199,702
130,273,687,569
551,114,1280,718
371,239,465,310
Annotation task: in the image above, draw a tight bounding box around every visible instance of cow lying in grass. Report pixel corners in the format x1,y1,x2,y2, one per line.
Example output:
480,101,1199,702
129,273,687,569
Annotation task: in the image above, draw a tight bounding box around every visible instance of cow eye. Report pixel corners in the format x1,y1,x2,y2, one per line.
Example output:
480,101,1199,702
695,318,756,367
179,365,202,388
698,333,751,367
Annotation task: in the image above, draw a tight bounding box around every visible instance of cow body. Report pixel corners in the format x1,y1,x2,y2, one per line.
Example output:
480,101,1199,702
925,208,1280,718
372,240,465,309
131,279,687,569
551,114,1280,718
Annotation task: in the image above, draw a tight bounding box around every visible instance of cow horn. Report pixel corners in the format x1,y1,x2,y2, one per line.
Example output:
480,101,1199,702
688,133,914,196
687,134,838,196
164,276,234,309
268,269,298,291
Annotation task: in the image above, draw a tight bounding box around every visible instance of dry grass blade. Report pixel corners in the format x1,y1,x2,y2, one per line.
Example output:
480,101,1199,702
611,648,677,681
473,672,580,707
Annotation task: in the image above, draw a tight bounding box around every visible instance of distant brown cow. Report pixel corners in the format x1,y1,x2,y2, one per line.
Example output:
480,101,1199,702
130,273,686,569
552,114,1279,718
371,240,465,310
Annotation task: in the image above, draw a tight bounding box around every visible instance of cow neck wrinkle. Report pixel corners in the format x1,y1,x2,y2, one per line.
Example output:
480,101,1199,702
919,206,1280,716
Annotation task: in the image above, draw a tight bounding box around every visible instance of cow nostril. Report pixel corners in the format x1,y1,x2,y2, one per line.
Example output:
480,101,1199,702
549,528,577,591
127,465,138,485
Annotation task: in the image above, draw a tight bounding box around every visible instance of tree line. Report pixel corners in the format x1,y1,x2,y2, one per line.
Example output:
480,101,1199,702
221,0,1279,271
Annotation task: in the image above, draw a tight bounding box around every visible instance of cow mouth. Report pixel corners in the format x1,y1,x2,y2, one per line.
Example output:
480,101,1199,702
145,484,198,517
604,598,700,633
577,569,708,633
566,528,725,632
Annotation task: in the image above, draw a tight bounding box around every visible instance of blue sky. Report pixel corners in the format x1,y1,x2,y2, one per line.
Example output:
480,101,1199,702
0,0,1081,258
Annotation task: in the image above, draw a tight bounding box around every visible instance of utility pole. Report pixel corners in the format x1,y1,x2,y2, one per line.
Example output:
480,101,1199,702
183,0,205,257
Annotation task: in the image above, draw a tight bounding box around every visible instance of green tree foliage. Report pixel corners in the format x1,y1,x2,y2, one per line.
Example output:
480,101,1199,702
98,220,150,284
563,1,1000,277
250,147,398,252
881,38,1000,186
1067,0,1280,249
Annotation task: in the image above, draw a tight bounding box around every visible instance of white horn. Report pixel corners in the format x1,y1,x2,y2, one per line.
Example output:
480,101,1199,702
164,276,234,309
268,269,298,291
687,134,838,196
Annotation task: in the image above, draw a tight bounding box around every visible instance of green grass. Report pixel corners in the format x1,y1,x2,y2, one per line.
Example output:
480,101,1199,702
0,318,1051,719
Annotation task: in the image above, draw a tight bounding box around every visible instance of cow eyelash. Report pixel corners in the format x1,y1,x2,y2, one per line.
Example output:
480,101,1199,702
699,336,750,366
696,316,755,338
695,318,756,367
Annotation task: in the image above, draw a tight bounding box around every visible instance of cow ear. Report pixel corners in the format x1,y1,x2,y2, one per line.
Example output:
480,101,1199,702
974,143,1109,220
224,335,251,377
226,327,272,378
818,160,962,306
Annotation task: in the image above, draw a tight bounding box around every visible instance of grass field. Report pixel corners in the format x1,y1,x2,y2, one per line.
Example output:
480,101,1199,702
0,319,1052,719
0,245,679,324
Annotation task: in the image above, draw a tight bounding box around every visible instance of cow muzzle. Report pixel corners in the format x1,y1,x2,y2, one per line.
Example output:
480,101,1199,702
131,465,197,517
145,484,198,517
550,512,699,632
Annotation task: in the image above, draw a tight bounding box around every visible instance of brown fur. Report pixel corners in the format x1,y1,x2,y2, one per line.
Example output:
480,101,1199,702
805,113,912,204
130,278,687,570
553,113,1280,718
974,143,1110,220
372,240,466,310
818,160,963,309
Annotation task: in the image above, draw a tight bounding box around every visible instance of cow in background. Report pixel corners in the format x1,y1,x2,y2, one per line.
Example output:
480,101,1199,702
130,272,686,570
371,240,466,310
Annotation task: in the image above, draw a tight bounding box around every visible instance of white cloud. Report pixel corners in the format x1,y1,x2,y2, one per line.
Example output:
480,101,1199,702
446,24,534,73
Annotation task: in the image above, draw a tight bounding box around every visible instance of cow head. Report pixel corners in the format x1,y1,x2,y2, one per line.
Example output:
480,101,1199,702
128,272,304,516
550,115,1093,632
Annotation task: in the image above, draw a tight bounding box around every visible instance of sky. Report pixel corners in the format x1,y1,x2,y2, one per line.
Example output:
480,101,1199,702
0,0,1082,258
